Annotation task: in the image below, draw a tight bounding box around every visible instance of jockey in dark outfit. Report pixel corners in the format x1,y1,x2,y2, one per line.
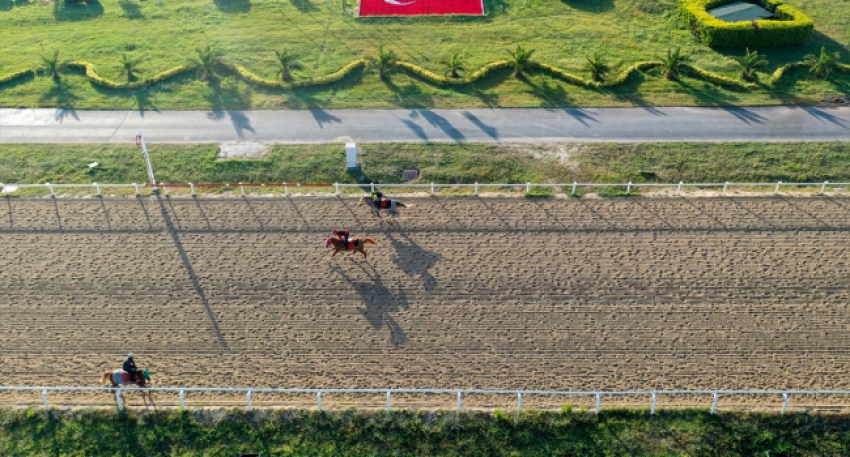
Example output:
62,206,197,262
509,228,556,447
372,192,388,209
123,353,139,382
333,229,351,249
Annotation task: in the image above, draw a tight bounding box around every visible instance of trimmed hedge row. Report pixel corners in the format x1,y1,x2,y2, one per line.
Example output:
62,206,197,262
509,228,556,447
0,68,35,85
680,0,814,48
682,64,756,87
222,59,369,89
66,61,197,89
0,55,843,94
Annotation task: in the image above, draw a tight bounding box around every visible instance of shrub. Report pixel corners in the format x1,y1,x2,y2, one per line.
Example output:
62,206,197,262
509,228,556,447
274,49,303,82
441,52,466,79
585,51,612,82
373,46,397,80
40,50,63,81
658,48,690,80
0,68,36,85
683,64,754,87
506,45,535,77
803,46,842,79
679,0,813,48
529,61,596,87
734,48,768,82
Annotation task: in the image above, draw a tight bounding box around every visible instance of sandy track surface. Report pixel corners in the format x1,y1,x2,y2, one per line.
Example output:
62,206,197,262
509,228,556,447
1,196,849,409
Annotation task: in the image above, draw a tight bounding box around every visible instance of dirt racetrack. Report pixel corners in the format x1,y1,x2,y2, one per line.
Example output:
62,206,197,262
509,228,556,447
1,195,849,410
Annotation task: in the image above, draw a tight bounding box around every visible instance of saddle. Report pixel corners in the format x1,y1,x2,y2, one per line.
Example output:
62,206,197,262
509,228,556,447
113,369,135,383
343,240,361,250
376,199,392,209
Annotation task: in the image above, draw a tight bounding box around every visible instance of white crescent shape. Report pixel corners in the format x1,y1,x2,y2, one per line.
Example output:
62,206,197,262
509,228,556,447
384,0,415,5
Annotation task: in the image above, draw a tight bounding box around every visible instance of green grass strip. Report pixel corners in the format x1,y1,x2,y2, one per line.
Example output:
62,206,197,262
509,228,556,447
2,142,849,188
2,408,849,456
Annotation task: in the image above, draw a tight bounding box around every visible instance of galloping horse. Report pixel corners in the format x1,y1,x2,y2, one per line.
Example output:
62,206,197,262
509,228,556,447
101,369,150,388
326,237,378,259
359,196,408,219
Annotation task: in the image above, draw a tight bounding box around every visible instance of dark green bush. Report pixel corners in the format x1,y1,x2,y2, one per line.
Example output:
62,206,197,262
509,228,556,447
680,0,813,48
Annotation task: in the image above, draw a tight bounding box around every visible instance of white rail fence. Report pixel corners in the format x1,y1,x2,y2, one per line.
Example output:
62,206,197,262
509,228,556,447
3,181,849,197
2,387,849,414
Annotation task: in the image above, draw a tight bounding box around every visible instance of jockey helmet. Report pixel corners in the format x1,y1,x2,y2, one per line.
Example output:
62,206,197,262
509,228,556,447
128,353,134,358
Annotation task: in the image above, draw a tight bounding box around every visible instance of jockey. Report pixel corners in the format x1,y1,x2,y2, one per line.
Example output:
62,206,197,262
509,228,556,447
372,191,385,208
332,229,350,249
122,353,139,382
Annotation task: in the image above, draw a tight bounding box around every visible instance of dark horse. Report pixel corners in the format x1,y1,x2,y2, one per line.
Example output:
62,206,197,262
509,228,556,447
359,196,408,218
101,368,150,388
326,237,378,259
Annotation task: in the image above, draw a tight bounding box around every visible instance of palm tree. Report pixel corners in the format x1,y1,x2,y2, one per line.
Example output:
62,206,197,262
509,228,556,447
41,50,63,82
373,46,397,80
273,49,303,82
119,53,145,83
441,52,466,79
658,47,690,80
803,46,841,80
734,48,768,82
195,45,221,81
584,51,611,82
506,45,535,77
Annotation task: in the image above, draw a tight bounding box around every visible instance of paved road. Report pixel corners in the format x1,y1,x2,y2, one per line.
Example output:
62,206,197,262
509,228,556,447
1,106,848,143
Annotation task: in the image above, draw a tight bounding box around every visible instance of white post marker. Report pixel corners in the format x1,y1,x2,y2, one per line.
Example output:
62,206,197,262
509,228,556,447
456,391,462,413
595,393,601,414
247,390,253,411
626,181,632,195
722,181,729,196
821,181,828,194
517,392,523,412
116,388,124,411
782,393,789,414
386,391,391,412
317,391,322,411
572,181,577,195
42,389,50,409
711,392,719,414
137,132,158,191
179,390,186,410
650,392,657,414
775,181,782,195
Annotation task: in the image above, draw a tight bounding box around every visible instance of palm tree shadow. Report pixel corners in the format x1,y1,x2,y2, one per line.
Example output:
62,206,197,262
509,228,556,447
38,81,81,109
384,230,440,291
518,74,576,107
214,0,251,13
331,265,408,346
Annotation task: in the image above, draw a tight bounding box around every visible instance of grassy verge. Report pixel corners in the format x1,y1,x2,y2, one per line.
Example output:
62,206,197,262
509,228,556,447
1,142,849,188
0,0,848,110
2,408,849,456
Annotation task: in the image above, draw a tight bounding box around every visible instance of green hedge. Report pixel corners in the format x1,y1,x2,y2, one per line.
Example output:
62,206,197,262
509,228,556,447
0,68,35,85
682,64,756,87
680,0,813,48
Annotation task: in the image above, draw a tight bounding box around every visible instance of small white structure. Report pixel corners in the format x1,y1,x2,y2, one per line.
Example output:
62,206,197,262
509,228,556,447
346,142,359,170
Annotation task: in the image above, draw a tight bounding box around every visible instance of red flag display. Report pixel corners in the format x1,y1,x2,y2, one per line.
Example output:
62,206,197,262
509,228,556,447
359,0,484,16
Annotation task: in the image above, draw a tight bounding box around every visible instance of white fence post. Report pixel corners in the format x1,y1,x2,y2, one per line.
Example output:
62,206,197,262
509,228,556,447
595,393,601,414
284,184,289,197
133,183,140,196
386,391,391,412
722,181,729,196
163,184,168,196
474,182,478,196
457,391,462,413
317,391,322,411
138,131,158,191
782,393,789,414
94,183,101,196
239,183,245,197
431,183,435,196
650,392,657,414
711,392,719,414
775,181,782,195
517,392,522,412
821,181,828,194
526,182,531,195
42,389,49,409
370,183,375,193
189,183,195,196
335,183,340,196
47,183,55,197
626,181,632,195
572,182,577,195
676,181,683,197
246,390,253,411
115,388,124,411
179,390,185,410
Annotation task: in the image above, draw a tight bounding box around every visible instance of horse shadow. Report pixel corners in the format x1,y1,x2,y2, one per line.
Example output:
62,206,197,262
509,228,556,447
332,265,408,347
384,230,440,292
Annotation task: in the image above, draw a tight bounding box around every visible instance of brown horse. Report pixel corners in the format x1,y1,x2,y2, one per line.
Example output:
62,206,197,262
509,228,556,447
326,237,378,259
101,369,148,388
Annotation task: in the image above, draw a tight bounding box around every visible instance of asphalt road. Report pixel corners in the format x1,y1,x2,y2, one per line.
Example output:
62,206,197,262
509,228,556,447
0,106,848,143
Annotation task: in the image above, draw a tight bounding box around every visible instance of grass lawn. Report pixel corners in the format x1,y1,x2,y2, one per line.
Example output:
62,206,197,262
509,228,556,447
1,141,849,193
0,0,848,110
2,408,849,456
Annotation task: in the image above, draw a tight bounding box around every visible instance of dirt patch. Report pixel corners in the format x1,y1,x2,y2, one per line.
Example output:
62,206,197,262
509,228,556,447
217,142,272,160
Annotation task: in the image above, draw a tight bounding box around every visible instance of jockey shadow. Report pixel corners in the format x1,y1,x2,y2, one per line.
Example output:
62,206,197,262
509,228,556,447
331,264,408,347
384,230,440,292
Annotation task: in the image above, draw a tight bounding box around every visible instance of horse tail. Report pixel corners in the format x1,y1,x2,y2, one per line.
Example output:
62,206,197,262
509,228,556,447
363,238,378,245
101,372,111,385
396,202,408,208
